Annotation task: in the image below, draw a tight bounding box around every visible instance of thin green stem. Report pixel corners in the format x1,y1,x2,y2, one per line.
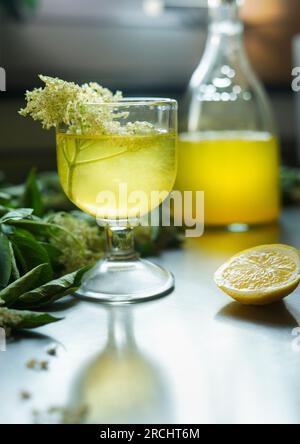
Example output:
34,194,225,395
66,140,128,200
73,149,128,168
62,144,71,166
67,139,80,201
67,165,75,201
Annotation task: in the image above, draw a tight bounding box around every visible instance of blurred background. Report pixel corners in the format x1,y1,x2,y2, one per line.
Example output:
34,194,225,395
0,0,300,181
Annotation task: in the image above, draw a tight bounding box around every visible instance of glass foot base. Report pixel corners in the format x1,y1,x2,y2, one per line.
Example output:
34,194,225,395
76,257,174,304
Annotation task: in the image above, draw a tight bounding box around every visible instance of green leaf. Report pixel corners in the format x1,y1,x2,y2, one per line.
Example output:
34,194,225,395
0,184,24,199
0,263,51,307
9,229,53,278
0,208,33,223
0,205,10,217
1,224,14,235
16,266,90,308
24,0,39,11
0,192,11,205
0,232,12,289
18,312,62,329
4,218,81,247
20,169,44,217
0,307,62,331
3,218,54,236
8,241,20,281
39,242,62,264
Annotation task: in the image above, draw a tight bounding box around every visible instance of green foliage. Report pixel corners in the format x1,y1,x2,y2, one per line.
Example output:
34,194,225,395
0,172,93,333
20,169,44,216
16,267,90,309
0,0,39,21
281,167,300,205
0,264,51,307
0,232,12,289
0,307,61,334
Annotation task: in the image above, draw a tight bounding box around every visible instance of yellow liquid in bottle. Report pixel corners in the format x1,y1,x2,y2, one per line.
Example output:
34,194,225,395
175,131,281,227
57,131,177,220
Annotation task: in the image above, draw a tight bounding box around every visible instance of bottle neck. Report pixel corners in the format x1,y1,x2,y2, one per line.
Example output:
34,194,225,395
208,0,243,36
189,0,249,91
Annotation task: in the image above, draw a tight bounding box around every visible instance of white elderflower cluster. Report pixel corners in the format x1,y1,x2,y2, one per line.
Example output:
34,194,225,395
19,75,154,136
124,121,154,135
0,308,22,336
47,212,105,273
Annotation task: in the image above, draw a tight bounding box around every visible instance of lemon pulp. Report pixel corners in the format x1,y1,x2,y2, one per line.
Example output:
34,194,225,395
214,244,300,305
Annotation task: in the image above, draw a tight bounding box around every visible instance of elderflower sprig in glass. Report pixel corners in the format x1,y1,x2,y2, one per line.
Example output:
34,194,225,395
56,99,178,302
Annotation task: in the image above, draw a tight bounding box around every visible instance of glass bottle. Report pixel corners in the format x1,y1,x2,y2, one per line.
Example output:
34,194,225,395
176,0,281,230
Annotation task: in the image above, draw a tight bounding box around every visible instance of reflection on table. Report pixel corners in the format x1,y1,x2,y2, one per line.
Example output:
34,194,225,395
70,306,173,424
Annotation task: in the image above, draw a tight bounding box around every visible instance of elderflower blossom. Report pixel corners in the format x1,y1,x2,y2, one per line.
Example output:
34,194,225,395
0,308,22,336
19,75,154,136
47,212,105,273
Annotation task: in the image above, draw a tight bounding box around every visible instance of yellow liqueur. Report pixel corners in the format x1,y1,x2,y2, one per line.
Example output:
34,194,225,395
176,131,280,227
57,131,177,220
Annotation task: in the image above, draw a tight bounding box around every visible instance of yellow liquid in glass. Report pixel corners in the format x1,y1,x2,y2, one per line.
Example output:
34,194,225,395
57,131,177,220
175,131,280,227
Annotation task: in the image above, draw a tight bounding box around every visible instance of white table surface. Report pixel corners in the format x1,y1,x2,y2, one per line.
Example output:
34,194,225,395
1,208,300,425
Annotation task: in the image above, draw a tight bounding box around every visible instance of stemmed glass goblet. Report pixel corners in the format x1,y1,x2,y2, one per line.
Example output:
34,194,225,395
56,98,178,303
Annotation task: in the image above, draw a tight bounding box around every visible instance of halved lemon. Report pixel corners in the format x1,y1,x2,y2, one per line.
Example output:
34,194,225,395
214,244,300,305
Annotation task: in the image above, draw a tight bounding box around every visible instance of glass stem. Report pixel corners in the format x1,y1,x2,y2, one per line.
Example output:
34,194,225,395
106,226,138,261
